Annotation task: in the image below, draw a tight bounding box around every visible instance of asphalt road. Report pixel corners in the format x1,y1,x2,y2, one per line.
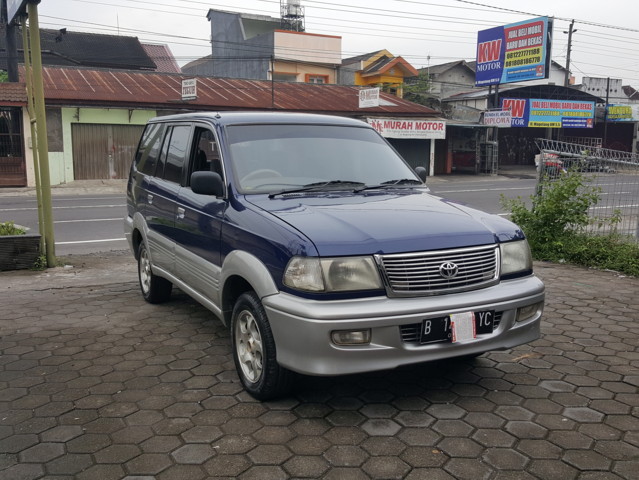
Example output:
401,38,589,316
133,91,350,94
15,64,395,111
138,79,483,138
428,176,538,214
7,172,638,256
0,193,128,256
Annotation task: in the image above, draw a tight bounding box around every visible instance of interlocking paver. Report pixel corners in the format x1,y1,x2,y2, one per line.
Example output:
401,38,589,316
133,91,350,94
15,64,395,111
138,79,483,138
1,254,639,479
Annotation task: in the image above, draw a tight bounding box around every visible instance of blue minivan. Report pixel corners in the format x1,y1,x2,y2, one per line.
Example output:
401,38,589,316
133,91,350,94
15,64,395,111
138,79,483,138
125,111,544,399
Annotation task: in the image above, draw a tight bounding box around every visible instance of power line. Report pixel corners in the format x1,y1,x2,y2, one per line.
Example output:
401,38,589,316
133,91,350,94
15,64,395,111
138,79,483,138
36,0,639,84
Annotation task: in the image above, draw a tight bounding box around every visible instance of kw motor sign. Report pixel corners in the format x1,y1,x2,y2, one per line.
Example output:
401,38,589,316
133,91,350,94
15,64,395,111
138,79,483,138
476,16,552,86
501,98,595,128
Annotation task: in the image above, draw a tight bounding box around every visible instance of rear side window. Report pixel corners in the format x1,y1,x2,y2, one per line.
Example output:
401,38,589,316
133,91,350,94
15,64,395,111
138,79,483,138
135,123,165,176
161,125,192,184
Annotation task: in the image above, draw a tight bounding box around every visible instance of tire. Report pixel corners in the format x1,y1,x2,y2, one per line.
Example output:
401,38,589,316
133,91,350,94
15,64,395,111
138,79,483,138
231,291,292,400
137,241,172,304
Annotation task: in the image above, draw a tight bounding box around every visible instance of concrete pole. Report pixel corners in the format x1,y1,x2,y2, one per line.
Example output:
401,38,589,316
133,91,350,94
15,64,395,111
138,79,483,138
27,1,56,267
21,15,44,252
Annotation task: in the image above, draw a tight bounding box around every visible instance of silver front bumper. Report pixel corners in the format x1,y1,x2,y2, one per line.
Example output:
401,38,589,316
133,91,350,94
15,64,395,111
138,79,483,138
263,275,545,376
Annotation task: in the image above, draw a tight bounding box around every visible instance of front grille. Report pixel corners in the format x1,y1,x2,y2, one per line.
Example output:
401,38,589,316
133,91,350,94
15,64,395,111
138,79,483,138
376,245,499,297
400,312,503,344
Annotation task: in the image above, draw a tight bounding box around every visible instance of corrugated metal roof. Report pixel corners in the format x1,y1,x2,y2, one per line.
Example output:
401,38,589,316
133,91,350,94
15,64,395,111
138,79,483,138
18,66,439,116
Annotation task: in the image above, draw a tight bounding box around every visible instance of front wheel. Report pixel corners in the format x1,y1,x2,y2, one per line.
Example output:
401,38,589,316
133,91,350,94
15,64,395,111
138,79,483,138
231,291,292,400
137,241,172,304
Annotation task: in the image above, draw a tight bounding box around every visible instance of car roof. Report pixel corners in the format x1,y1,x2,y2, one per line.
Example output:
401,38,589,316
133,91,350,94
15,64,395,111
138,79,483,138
148,111,370,128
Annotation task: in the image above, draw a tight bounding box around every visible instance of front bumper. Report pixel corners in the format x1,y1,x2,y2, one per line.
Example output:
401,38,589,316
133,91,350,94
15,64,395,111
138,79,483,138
263,275,545,376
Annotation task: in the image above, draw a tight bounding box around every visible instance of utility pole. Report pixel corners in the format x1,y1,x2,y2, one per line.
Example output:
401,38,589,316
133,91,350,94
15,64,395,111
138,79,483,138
564,20,575,87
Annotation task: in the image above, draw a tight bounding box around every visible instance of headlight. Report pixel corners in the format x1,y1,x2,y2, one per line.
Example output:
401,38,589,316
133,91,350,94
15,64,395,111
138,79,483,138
500,240,532,277
284,256,383,292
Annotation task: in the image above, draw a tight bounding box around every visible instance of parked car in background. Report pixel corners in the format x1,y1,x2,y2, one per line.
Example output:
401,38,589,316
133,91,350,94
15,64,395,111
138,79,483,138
125,111,545,400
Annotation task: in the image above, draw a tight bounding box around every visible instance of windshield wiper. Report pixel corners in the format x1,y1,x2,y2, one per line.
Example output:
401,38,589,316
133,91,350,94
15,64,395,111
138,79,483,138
354,178,423,193
268,180,365,199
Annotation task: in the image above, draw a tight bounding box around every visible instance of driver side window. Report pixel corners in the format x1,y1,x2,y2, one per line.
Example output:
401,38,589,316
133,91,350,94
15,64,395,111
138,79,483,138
190,127,222,180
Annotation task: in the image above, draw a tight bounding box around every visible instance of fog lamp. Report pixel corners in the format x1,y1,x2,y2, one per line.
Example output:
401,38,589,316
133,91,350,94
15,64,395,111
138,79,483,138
331,329,371,346
516,302,543,322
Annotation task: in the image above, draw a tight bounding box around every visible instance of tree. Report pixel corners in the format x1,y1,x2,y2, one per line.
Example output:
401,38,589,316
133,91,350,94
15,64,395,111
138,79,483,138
403,72,432,106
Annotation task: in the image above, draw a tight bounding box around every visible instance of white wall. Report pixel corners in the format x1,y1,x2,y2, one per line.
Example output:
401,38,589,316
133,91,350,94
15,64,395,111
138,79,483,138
274,31,341,65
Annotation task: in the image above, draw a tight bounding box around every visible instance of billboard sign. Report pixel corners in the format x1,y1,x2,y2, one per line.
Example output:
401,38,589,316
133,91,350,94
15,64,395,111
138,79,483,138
367,118,446,139
483,110,512,127
181,78,197,101
501,98,595,128
7,0,28,23
359,88,380,108
476,16,552,86
606,104,639,122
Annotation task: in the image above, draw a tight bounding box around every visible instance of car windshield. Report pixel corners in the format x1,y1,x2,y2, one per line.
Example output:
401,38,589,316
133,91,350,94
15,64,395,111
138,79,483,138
226,124,421,194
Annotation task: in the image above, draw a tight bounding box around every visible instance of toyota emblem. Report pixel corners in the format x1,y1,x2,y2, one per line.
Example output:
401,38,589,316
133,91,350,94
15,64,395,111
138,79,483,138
439,262,459,279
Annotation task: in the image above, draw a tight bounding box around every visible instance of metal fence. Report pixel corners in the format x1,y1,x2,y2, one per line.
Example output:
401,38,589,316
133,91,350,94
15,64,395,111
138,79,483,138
535,138,639,241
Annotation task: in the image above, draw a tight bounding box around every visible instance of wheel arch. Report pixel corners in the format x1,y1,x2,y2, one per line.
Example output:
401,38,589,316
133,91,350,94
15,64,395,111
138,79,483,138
129,212,149,261
220,250,279,326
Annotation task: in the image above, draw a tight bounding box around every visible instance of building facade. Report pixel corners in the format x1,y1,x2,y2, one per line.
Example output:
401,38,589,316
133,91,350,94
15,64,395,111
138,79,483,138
181,9,341,83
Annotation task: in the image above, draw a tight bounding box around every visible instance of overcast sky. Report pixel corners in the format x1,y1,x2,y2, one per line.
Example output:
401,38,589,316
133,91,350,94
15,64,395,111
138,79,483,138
36,0,639,86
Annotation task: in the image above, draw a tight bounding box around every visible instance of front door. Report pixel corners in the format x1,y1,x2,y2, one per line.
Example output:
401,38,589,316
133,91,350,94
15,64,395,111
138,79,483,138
0,108,25,187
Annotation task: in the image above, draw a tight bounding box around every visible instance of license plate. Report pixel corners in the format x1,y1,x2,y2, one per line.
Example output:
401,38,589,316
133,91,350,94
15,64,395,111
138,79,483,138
420,310,495,344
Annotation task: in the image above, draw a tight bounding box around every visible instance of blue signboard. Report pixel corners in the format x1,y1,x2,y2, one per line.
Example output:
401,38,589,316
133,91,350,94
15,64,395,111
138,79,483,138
476,17,552,86
501,98,595,128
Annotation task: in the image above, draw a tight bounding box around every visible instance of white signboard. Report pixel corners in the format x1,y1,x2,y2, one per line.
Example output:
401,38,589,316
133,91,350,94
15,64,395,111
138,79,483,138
359,88,380,108
182,78,197,101
7,0,28,23
367,118,446,140
483,110,512,127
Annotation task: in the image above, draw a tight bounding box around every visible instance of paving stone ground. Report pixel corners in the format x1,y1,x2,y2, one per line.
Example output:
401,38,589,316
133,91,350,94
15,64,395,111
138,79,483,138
1,252,638,479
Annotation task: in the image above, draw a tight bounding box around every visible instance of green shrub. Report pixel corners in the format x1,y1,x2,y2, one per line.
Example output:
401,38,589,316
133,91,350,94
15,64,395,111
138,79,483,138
501,170,638,276
0,221,26,236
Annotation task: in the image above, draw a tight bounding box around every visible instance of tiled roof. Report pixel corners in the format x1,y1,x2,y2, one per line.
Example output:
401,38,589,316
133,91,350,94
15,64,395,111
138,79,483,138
142,44,181,74
0,26,156,70
421,60,472,75
20,66,439,116
341,50,385,65
362,56,419,77
0,82,27,105
622,85,639,101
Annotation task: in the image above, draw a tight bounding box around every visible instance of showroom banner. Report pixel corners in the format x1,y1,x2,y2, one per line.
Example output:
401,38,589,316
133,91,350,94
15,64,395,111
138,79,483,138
500,98,595,128
367,118,446,139
475,16,552,86
606,104,639,122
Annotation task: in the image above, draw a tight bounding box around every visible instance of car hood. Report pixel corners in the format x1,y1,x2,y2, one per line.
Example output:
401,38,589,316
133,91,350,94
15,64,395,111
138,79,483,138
244,190,523,256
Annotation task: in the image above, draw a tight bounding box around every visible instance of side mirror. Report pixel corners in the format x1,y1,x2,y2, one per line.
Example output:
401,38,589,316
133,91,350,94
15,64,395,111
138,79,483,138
191,171,224,197
414,166,428,183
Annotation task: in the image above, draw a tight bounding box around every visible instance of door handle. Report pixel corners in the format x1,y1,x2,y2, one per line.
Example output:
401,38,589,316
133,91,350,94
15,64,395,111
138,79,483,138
147,194,153,205
177,207,185,219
